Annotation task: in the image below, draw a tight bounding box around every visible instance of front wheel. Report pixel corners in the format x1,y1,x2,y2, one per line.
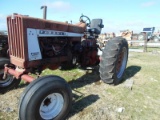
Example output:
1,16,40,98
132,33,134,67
0,58,21,93
19,75,72,120
99,37,128,85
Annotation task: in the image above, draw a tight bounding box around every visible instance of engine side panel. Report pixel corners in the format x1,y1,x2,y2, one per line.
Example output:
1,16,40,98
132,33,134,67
27,28,42,61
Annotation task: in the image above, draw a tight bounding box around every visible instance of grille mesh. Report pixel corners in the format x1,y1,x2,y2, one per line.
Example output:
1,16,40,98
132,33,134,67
7,16,25,59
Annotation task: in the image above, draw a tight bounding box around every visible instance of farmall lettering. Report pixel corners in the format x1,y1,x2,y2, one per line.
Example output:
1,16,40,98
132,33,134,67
39,30,67,36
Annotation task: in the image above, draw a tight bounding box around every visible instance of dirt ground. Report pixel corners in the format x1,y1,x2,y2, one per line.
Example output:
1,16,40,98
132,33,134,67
0,51,160,120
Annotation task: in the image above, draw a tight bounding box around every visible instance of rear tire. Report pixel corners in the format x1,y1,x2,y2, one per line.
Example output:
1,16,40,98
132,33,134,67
19,75,72,120
99,37,128,85
0,58,21,94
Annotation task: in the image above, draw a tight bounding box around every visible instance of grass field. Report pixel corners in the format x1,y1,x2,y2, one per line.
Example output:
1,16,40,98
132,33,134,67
0,49,160,120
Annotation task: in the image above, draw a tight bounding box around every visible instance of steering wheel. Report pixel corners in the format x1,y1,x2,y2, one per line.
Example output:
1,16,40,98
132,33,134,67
79,15,91,26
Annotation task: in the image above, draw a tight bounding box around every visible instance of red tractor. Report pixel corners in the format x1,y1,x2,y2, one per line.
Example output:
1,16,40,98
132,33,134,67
0,14,128,120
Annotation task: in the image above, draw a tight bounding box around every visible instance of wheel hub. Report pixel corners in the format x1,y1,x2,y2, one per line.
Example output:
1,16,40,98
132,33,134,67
40,93,64,119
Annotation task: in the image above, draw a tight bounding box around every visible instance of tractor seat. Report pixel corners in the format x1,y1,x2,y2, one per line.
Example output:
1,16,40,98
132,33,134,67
87,19,104,35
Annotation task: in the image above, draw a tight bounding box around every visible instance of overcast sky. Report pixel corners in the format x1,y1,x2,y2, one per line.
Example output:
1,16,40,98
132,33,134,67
0,0,160,33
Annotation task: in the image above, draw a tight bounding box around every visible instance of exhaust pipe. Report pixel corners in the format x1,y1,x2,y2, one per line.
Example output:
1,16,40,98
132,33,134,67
41,5,47,19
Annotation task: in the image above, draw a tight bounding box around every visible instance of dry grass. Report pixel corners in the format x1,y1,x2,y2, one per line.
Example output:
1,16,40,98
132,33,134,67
0,50,160,120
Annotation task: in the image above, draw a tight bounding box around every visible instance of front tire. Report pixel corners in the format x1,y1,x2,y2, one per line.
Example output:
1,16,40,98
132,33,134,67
19,75,72,120
99,37,128,85
0,58,21,93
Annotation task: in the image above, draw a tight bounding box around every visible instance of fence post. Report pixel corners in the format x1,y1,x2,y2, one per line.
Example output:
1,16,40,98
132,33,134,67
143,32,147,52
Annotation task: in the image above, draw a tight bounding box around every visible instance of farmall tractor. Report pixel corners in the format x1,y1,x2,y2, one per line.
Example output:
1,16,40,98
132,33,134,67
0,13,128,120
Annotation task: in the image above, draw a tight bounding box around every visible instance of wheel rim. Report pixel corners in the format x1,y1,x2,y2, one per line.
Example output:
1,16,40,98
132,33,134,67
39,93,64,119
116,47,128,79
0,70,13,87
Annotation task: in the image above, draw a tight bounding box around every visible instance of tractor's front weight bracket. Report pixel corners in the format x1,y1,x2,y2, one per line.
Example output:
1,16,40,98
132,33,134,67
3,65,35,83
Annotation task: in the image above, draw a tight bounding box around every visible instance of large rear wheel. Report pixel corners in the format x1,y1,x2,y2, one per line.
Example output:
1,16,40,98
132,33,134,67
19,75,72,120
99,37,128,85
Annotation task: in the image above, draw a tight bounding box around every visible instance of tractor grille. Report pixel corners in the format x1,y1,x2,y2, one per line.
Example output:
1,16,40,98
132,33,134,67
7,16,25,59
